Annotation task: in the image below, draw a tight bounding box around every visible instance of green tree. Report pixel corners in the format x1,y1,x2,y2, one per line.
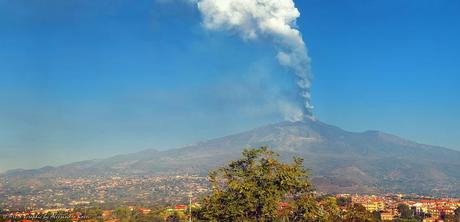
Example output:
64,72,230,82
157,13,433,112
336,196,352,207
133,211,164,222
288,193,322,221
371,211,381,221
85,208,103,222
166,211,182,222
201,147,317,222
455,207,460,222
397,204,413,219
317,196,343,222
342,203,375,222
114,207,134,222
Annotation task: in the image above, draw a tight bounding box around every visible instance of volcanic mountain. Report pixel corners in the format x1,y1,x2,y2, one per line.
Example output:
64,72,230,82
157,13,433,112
3,119,460,195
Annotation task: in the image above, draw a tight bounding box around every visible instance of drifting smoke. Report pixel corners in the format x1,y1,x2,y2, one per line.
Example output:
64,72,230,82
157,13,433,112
195,0,314,120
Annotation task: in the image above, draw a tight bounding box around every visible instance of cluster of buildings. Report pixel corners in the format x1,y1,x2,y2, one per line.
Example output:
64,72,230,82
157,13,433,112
0,175,209,211
0,204,194,222
346,194,460,221
2,174,459,222
1,193,459,221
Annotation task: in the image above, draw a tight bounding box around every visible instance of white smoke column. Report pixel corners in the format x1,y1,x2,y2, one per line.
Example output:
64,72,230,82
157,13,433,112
195,0,314,119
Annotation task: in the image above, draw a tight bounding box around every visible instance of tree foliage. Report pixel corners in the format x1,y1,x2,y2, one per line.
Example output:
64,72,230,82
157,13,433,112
342,203,375,222
200,147,318,221
397,203,414,219
336,196,352,207
455,207,460,222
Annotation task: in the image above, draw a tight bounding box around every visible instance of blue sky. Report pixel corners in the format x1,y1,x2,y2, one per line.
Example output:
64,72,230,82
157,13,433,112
0,0,459,171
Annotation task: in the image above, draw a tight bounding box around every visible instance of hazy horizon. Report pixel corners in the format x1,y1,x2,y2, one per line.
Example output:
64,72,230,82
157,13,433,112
1,0,459,172
1,118,459,173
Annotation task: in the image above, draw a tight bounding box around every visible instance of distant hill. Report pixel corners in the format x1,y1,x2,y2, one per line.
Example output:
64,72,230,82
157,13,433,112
3,119,460,196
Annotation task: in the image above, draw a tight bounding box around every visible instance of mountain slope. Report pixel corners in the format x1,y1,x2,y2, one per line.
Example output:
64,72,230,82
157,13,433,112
3,119,460,195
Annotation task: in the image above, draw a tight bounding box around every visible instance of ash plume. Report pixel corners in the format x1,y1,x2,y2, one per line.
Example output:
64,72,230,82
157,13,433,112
195,0,314,120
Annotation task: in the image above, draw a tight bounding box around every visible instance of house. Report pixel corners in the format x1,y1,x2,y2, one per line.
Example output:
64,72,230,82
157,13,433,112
380,211,395,221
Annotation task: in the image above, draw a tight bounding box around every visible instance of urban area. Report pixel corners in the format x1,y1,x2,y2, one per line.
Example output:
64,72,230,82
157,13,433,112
1,175,460,222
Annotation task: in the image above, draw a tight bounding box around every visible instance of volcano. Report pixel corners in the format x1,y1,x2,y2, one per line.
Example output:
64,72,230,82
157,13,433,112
3,119,460,195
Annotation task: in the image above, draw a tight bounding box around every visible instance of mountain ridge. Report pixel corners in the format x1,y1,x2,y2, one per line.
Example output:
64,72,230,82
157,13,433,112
2,119,460,196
